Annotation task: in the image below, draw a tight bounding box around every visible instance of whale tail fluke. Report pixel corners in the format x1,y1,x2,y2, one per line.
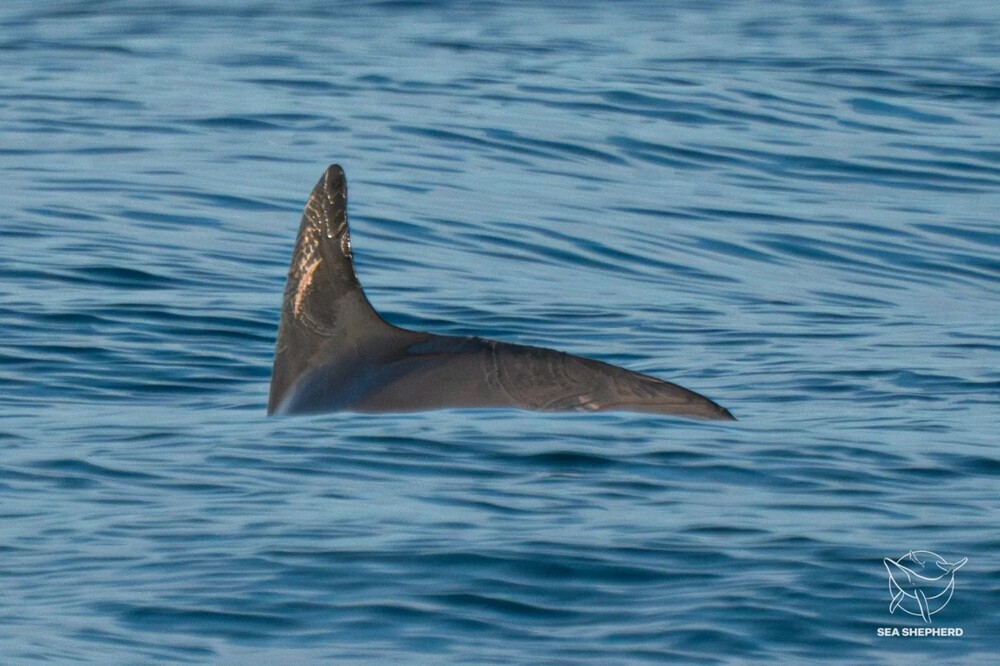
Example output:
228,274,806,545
938,557,967,574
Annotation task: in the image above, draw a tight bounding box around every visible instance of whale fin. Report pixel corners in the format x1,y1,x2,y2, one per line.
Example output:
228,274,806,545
268,165,405,414
268,165,735,419
916,589,930,623
889,589,905,613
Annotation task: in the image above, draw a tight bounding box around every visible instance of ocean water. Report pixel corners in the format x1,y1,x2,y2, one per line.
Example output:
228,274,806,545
2,0,998,663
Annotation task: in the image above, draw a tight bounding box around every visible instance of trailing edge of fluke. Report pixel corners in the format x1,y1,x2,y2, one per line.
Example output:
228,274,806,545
268,164,734,420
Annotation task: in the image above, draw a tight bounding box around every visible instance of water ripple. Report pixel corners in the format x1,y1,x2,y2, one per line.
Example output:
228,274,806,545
1,1,998,664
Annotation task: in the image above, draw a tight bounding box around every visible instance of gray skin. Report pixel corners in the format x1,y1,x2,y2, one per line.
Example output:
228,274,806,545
268,165,735,420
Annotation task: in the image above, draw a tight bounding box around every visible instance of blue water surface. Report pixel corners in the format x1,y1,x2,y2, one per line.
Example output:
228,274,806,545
2,1,998,663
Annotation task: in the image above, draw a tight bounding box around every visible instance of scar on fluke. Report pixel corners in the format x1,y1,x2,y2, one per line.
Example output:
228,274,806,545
268,164,734,420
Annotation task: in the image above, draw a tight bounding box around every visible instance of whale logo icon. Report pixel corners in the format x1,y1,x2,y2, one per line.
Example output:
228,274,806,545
884,550,967,623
